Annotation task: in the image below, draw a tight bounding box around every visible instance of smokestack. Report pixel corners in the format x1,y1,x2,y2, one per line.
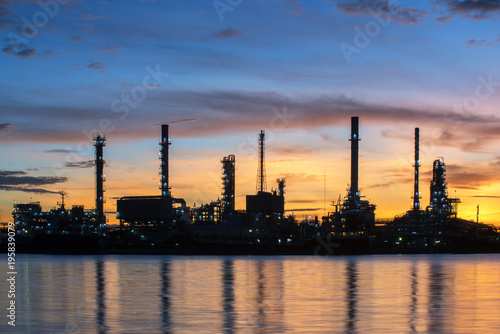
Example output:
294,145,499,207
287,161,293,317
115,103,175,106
413,128,420,211
256,130,267,193
160,124,170,197
349,116,359,199
94,134,106,228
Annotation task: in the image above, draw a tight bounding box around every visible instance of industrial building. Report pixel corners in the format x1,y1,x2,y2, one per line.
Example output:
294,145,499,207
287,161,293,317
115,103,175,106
7,116,499,254
116,124,189,231
12,134,108,238
373,127,498,252
322,116,376,236
246,131,285,219
191,130,288,241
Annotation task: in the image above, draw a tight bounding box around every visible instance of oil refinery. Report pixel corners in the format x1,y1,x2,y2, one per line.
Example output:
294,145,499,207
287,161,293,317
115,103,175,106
3,117,499,255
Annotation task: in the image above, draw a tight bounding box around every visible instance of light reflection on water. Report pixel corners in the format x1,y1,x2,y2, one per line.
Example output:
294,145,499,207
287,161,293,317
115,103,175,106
1,254,500,333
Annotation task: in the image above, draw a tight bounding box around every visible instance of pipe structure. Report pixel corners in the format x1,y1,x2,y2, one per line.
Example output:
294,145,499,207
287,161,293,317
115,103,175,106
277,177,286,197
256,130,267,193
94,134,106,228
413,128,421,211
221,155,236,213
349,117,360,201
429,158,449,215
160,124,171,197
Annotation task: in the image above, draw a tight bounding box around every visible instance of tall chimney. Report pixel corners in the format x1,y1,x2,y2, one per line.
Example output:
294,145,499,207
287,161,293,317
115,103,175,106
413,128,420,211
349,116,359,200
256,130,267,193
160,124,171,197
94,134,106,228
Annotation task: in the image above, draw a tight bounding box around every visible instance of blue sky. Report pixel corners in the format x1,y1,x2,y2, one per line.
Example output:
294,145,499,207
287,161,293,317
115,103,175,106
2,0,500,224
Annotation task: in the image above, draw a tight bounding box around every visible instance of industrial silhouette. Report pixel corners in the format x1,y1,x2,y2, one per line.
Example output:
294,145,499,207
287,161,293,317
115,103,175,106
5,117,500,254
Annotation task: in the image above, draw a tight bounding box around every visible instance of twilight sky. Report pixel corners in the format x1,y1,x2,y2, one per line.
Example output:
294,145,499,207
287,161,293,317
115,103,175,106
1,0,500,225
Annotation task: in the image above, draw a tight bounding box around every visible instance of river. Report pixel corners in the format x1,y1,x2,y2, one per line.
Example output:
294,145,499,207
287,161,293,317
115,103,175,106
1,254,499,333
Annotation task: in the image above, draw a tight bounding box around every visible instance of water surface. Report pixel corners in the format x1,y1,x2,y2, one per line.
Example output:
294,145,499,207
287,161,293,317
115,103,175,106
1,254,499,333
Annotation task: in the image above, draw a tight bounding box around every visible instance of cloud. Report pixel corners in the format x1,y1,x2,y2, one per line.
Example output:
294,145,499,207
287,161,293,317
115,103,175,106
333,0,429,24
287,199,319,204
1,42,36,58
0,170,25,177
467,38,486,46
279,0,301,5
276,0,304,15
382,119,500,153
271,145,322,157
94,45,121,54
0,1,17,30
436,14,453,22
445,164,499,190
65,160,94,168
2,89,500,155
285,207,322,212
77,21,93,27
0,185,59,194
365,181,399,189
209,28,242,39
437,0,500,20
87,61,106,69
81,14,105,21
66,35,83,43
0,170,67,194
420,161,500,190
156,90,498,134
44,149,78,154
154,118,199,125
279,173,322,183
0,170,67,186
466,37,500,46
39,50,67,60
71,60,107,70
0,123,15,133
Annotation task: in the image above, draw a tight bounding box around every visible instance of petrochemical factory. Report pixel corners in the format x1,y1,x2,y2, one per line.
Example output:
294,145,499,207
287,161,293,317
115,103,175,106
5,117,500,254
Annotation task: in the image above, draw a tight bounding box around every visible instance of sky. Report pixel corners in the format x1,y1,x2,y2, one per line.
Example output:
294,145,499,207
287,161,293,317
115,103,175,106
1,0,500,226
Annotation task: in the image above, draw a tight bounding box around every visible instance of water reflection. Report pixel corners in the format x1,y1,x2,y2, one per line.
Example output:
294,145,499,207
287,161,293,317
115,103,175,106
96,259,107,334
160,260,172,334
256,260,266,332
9,254,500,334
428,262,446,334
222,259,235,334
408,263,418,333
345,260,358,334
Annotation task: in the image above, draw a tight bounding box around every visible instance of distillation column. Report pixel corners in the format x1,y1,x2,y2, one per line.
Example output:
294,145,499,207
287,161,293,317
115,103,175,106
221,155,236,214
256,130,267,193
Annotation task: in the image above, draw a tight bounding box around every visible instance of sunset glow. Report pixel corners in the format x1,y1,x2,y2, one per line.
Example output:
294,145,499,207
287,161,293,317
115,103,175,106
1,1,500,226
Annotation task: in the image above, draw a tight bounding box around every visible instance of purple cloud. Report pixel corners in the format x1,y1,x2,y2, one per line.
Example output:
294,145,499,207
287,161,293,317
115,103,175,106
209,28,242,39
437,0,500,20
333,0,429,24
87,61,106,69
0,123,15,132
1,43,36,58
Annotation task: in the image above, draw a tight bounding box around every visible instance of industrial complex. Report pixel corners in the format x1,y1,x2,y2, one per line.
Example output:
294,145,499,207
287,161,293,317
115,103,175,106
4,117,500,255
